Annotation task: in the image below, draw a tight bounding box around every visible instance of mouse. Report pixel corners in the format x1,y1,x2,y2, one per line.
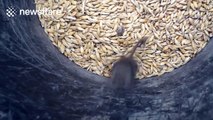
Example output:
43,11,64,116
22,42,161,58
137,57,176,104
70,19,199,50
116,26,125,36
110,37,148,89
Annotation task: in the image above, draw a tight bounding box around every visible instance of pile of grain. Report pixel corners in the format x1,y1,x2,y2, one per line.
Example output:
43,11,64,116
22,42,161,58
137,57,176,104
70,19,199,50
35,0,213,79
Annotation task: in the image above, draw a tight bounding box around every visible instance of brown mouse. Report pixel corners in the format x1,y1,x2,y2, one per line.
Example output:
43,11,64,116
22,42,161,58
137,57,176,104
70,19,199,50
111,37,148,89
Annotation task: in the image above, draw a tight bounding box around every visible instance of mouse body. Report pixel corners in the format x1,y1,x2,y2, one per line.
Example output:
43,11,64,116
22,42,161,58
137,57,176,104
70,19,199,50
111,56,137,89
110,37,147,89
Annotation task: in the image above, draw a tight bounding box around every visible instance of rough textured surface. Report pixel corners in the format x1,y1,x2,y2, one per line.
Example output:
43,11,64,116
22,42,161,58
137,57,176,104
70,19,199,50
0,0,213,120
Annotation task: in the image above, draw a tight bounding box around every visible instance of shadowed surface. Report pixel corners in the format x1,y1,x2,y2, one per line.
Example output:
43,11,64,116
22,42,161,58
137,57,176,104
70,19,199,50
0,0,213,120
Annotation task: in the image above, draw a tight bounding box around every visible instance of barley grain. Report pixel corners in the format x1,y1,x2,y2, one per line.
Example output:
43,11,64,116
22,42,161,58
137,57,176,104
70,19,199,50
36,0,213,79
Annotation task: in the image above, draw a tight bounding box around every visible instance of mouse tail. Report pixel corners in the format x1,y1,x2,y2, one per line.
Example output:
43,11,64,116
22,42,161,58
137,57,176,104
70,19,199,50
128,36,148,58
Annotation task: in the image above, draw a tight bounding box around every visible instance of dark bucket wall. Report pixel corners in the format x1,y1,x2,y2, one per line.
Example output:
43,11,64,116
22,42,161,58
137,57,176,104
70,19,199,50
0,0,213,120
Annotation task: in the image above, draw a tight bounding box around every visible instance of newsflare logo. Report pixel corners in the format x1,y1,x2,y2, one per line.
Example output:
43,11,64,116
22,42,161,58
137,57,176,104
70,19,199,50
6,7,17,17
5,6,62,18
